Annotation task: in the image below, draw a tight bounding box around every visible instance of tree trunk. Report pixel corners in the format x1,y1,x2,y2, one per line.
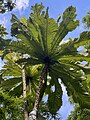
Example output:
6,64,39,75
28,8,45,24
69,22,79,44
39,70,47,103
22,65,28,120
28,64,48,120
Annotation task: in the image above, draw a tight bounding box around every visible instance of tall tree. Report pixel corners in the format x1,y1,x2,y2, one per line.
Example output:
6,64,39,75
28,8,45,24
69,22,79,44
0,52,57,119
0,53,42,119
22,64,28,120
0,3,90,119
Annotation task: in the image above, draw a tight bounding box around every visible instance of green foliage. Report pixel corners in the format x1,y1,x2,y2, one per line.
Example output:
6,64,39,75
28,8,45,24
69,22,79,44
10,4,79,58
0,25,11,59
51,6,79,52
82,11,90,29
74,31,90,48
50,63,90,108
0,90,24,120
0,0,16,14
0,24,7,37
0,3,90,117
68,104,90,120
0,53,41,98
48,81,62,115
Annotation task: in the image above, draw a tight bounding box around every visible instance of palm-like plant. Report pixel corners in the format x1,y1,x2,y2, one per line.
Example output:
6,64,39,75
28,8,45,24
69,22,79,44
1,3,90,119
0,53,41,120
0,53,40,96
0,52,55,119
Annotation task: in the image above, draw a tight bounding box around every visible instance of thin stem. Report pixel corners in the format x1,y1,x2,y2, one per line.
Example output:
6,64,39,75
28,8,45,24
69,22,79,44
39,69,47,103
22,65,28,120
33,64,48,112
29,64,48,120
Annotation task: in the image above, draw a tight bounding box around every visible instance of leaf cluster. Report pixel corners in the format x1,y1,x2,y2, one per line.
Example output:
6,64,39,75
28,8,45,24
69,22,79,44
0,90,24,120
0,0,16,14
0,3,90,118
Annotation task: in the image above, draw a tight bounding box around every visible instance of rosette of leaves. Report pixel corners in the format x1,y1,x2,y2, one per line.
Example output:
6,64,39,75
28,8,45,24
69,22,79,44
0,52,41,102
1,3,90,117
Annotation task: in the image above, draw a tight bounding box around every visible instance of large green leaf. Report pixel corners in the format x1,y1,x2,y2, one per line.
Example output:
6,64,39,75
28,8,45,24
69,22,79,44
51,39,77,60
51,6,79,52
59,55,90,62
51,63,86,92
47,74,62,115
27,18,40,42
0,52,41,98
9,83,23,97
74,92,90,109
23,7,57,55
77,64,90,75
17,33,44,57
37,9,58,54
1,53,21,77
49,63,90,109
48,82,62,115
74,31,90,48
0,77,22,90
16,57,42,65
11,4,58,56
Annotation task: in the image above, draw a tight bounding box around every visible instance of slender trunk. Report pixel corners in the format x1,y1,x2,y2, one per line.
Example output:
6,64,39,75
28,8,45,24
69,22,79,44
39,70,47,103
28,64,48,120
22,65,28,120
